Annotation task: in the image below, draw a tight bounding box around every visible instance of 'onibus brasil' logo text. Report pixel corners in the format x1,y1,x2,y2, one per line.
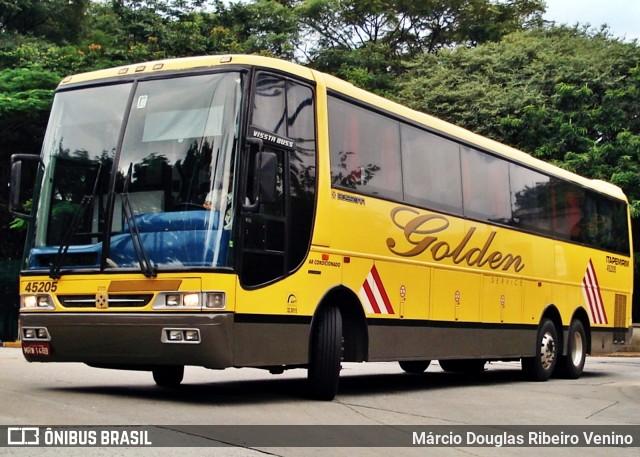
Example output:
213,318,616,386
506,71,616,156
386,207,525,273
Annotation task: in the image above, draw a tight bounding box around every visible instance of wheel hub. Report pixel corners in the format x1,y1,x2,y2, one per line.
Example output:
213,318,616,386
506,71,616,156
540,331,556,370
570,330,584,366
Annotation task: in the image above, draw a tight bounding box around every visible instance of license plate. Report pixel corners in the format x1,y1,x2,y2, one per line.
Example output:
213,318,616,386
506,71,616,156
22,342,51,357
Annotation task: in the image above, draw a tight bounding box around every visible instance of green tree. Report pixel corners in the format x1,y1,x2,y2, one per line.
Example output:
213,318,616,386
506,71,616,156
0,66,59,258
81,1,299,62
0,0,90,45
213,0,300,58
149,0,300,59
296,0,545,91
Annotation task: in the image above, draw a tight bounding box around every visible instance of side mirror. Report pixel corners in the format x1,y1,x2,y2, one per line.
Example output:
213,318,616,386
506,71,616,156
10,154,40,220
257,152,278,204
9,160,22,211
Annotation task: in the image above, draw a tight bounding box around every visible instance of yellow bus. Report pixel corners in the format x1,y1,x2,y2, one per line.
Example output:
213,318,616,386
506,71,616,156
10,55,633,400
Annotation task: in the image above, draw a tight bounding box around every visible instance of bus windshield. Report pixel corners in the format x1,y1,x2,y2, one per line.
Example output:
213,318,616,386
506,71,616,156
26,71,243,274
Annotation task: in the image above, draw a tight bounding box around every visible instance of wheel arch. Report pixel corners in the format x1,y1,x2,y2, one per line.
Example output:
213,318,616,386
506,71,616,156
310,286,368,362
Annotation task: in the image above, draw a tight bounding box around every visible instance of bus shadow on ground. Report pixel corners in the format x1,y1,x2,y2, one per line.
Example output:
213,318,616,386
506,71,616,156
46,364,610,406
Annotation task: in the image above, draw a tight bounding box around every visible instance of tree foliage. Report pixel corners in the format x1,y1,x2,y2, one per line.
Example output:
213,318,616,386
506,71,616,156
0,0,90,44
296,0,545,91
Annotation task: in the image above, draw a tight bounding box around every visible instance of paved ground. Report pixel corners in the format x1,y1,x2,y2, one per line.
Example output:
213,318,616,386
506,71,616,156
0,346,638,456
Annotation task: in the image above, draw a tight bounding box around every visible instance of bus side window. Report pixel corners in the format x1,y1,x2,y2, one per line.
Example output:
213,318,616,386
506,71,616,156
551,181,585,242
252,75,286,137
582,192,615,250
509,164,552,234
286,82,317,271
400,124,463,215
328,96,402,201
461,146,511,224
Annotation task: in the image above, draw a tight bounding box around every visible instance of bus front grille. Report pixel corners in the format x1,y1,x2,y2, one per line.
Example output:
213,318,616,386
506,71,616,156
58,294,154,309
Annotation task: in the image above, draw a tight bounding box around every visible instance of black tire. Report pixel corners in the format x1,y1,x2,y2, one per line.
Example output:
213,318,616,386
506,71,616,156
522,318,558,381
555,319,587,379
439,359,485,373
399,360,431,373
152,365,184,388
308,306,343,401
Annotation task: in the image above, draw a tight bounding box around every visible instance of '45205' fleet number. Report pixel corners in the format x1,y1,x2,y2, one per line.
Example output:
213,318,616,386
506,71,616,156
24,281,58,293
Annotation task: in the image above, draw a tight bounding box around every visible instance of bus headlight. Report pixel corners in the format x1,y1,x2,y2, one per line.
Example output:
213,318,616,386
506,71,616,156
21,294,54,310
162,293,199,308
206,292,226,310
165,294,181,307
154,292,225,310
22,327,50,340
162,328,201,344
183,293,200,308
184,330,200,341
23,295,37,308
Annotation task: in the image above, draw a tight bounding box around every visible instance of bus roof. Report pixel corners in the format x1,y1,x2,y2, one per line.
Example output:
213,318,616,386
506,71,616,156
59,54,627,202
58,54,316,86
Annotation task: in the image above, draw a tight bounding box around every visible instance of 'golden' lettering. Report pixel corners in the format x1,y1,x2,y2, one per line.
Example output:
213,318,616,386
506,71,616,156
387,207,525,273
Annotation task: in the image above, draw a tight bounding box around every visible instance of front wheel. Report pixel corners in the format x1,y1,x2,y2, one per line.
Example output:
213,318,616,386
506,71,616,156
308,306,343,401
152,365,184,388
522,318,558,381
555,319,587,379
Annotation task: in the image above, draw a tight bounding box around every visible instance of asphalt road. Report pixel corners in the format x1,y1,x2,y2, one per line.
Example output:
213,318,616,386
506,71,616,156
0,347,638,456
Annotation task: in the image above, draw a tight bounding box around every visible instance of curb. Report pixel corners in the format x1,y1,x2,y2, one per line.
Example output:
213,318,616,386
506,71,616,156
0,341,22,348
592,352,640,357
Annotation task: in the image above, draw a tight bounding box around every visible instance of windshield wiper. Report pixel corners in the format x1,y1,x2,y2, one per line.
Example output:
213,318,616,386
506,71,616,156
120,164,156,278
120,193,156,278
50,164,102,279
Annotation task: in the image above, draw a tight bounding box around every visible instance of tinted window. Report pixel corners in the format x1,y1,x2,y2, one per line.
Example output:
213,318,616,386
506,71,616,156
461,146,511,224
551,181,629,254
329,97,402,201
510,164,552,233
252,75,286,136
286,83,317,270
401,124,462,215
552,180,584,241
575,189,629,254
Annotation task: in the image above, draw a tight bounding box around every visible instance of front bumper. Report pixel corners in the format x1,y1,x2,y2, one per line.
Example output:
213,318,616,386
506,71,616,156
19,312,233,369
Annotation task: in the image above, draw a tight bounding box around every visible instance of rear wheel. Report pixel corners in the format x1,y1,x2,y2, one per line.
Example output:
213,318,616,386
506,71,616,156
399,360,431,373
308,306,343,401
555,319,587,379
522,318,558,381
439,359,485,373
152,365,184,387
